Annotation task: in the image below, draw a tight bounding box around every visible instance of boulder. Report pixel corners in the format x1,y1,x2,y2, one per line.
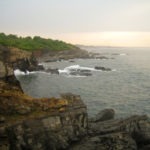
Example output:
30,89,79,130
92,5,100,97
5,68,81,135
36,64,45,71
90,109,115,122
89,115,150,149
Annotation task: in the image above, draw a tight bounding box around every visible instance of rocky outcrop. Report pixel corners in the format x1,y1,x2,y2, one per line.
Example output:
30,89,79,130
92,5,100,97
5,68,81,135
0,46,44,73
2,94,87,150
70,132,137,150
33,49,91,62
0,92,87,150
0,47,88,150
0,46,150,150
69,113,150,150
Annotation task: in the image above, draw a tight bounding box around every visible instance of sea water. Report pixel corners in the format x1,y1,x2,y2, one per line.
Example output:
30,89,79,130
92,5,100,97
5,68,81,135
15,47,150,118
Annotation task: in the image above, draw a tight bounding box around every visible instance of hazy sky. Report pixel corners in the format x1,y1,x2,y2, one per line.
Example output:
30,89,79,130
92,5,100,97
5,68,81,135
0,0,150,47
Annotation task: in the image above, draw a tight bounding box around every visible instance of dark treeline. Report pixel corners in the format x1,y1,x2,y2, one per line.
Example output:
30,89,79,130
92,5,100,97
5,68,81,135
0,33,79,51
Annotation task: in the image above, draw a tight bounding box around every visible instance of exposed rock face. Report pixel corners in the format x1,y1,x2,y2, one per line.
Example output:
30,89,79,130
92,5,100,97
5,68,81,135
0,46,44,73
5,94,87,150
33,49,90,62
0,46,88,150
69,115,150,150
70,133,137,150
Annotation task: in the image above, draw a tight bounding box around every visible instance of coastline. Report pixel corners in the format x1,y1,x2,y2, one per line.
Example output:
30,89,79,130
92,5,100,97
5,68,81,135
0,46,150,150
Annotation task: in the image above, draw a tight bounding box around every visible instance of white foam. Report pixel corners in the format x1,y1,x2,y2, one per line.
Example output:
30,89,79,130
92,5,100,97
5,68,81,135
112,69,117,71
14,69,26,76
59,65,95,74
65,75,87,78
14,69,37,76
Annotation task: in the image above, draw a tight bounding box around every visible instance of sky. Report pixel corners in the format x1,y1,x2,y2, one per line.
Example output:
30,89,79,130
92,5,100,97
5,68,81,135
0,0,150,47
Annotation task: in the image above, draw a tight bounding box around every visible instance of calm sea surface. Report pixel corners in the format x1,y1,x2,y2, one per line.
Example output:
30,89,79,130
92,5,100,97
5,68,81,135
16,47,150,118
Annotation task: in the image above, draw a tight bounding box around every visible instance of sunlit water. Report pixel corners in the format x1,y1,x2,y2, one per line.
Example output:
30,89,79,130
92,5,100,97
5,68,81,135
16,47,150,118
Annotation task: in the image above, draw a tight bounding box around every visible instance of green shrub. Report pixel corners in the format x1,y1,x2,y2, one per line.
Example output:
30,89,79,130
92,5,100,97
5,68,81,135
0,33,79,51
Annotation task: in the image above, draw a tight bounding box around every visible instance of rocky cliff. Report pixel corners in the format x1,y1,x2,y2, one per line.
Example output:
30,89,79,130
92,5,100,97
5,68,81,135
0,46,150,150
0,46,87,150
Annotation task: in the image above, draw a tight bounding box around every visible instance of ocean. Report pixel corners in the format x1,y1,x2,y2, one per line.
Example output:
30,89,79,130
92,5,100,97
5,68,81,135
15,47,150,118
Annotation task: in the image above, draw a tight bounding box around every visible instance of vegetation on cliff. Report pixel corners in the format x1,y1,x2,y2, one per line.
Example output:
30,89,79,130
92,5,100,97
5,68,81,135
0,33,79,51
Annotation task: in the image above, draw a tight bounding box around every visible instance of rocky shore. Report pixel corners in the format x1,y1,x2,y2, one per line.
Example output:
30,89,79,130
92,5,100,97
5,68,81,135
0,46,150,150
32,48,109,62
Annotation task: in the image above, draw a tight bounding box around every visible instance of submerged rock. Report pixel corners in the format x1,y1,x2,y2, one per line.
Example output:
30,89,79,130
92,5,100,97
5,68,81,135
69,69,92,76
95,66,111,71
45,68,59,74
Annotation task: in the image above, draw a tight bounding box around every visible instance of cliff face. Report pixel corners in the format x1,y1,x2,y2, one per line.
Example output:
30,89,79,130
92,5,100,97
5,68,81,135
0,46,88,150
0,45,43,73
2,94,87,150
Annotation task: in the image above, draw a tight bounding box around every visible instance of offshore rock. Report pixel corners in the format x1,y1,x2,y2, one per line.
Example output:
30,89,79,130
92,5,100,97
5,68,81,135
95,66,111,71
45,68,59,74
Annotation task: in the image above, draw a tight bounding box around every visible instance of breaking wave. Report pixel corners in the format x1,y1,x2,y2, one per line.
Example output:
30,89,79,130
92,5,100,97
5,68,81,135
14,69,45,76
59,65,95,74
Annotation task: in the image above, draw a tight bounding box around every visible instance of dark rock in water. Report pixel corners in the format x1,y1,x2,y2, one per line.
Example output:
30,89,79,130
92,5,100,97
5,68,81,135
69,69,92,76
89,109,115,122
69,60,75,63
46,68,59,74
70,71,92,76
79,69,91,73
44,59,58,62
95,56,109,59
36,64,45,71
95,66,111,71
